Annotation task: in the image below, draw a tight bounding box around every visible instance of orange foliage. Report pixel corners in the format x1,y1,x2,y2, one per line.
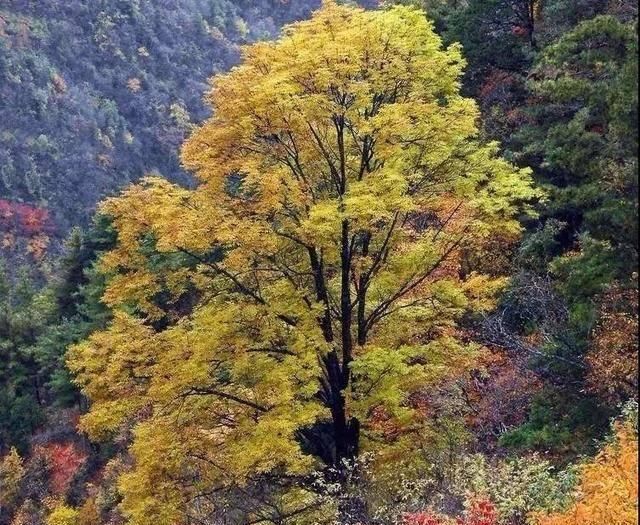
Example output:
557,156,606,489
532,426,638,525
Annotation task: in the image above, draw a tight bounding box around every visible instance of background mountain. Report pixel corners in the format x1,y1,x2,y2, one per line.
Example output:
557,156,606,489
0,0,323,248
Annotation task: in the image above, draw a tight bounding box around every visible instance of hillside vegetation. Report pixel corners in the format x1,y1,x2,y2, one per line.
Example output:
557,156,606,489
0,0,320,247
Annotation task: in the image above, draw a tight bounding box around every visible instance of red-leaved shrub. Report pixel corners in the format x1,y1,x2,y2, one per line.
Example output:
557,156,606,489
403,499,498,525
36,442,87,495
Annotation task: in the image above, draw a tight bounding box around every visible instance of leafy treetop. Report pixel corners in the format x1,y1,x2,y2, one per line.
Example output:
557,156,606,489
68,3,537,523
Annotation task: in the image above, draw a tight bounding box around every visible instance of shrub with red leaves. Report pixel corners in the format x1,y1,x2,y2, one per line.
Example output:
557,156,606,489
0,199,53,237
0,199,53,259
403,500,498,525
458,500,498,525
36,442,87,495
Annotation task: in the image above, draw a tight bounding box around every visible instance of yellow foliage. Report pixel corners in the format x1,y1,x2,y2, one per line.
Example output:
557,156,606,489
68,2,538,523
46,505,80,525
532,425,638,525
0,448,25,510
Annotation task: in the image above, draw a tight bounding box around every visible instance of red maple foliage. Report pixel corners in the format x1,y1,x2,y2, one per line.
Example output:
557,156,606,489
458,500,498,525
0,199,53,237
36,442,87,495
403,500,498,525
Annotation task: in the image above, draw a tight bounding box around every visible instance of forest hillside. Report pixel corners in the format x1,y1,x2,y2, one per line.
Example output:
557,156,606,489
1,0,322,255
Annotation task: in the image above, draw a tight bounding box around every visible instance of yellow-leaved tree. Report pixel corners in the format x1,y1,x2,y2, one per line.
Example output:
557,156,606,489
532,423,638,525
67,2,537,523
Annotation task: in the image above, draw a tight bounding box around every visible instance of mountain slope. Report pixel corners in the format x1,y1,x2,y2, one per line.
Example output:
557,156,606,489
0,0,321,243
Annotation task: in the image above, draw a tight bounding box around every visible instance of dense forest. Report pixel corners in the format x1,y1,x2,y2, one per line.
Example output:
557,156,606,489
1,0,324,258
0,1,637,525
